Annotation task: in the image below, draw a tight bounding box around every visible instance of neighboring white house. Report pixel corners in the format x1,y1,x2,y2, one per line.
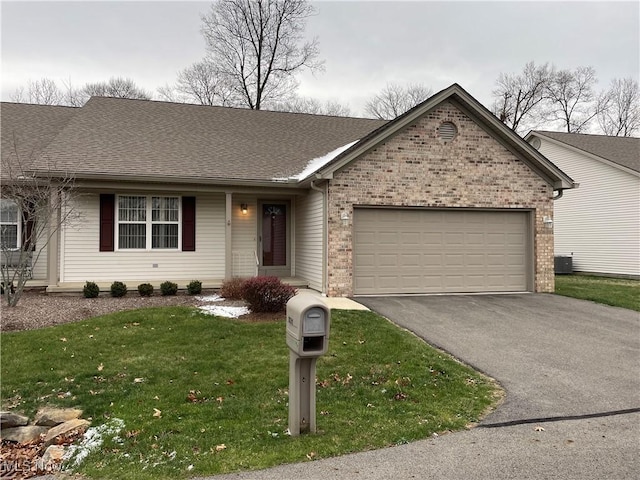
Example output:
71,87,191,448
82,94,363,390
526,131,640,278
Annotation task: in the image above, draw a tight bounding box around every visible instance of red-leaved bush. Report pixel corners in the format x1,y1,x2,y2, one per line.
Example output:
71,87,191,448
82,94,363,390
220,277,246,300
241,276,297,313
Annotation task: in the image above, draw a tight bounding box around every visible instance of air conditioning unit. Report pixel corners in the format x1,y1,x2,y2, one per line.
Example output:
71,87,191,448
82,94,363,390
554,256,573,274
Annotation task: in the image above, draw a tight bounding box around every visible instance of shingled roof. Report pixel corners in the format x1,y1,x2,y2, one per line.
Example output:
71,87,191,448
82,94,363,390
30,97,386,184
1,102,77,181
532,131,640,173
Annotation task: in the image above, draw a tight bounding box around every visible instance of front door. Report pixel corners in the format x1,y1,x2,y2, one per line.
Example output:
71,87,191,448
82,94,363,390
258,202,291,277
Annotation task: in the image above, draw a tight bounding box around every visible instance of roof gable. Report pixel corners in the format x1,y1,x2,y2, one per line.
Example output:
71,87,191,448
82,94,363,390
527,131,640,174
313,84,576,190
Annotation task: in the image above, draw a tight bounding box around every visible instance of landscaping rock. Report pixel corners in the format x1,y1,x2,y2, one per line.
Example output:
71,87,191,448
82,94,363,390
0,411,29,428
43,418,90,446
0,425,48,443
34,407,83,427
41,444,66,467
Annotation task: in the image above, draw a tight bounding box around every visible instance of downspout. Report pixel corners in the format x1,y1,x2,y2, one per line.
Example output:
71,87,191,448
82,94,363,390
310,180,328,296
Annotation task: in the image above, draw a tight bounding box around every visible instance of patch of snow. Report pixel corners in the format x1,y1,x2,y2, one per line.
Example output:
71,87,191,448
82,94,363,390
273,140,359,182
64,418,125,469
199,305,250,318
196,294,224,303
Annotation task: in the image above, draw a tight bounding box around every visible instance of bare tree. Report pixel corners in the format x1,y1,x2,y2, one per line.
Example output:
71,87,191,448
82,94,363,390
81,77,151,102
175,60,238,106
1,139,79,307
364,82,433,120
544,66,598,133
491,62,552,134
200,0,322,110
597,78,640,137
271,95,351,116
10,78,65,105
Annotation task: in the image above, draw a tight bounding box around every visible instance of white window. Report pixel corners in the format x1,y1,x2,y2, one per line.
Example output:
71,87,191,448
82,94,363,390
151,197,179,248
0,199,20,250
117,195,180,250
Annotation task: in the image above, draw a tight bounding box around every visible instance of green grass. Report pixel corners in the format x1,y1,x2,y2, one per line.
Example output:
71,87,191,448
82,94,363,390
1,307,498,479
555,274,640,311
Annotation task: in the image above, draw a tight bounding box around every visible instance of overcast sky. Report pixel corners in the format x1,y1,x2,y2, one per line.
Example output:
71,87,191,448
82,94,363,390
1,0,638,117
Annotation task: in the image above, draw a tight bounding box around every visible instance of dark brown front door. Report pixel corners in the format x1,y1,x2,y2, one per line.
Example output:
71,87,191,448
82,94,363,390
258,202,290,276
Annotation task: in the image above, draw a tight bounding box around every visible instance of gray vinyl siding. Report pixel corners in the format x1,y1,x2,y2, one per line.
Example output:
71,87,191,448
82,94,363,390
60,192,226,282
231,195,258,277
539,140,640,276
294,190,324,292
31,216,48,280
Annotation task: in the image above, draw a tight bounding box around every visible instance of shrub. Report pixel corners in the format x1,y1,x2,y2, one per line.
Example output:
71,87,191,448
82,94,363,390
187,280,202,295
220,277,246,300
110,281,127,298
241,276,296,313
160,281,178,296
138,283,154,297
83,281,100,298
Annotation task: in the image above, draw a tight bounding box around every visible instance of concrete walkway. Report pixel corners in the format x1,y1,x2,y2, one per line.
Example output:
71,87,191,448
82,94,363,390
202,294,640,480
296,289,369,311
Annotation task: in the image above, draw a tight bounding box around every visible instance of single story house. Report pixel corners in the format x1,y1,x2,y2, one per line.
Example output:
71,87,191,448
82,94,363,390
525,131,639,278
1,84,576,296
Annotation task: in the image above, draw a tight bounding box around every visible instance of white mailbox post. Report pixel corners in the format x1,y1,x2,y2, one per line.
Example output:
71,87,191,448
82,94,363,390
286,294,331,436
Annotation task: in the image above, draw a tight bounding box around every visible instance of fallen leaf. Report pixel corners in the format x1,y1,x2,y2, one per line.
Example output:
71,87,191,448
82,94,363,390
306,451,316,460
134,377,145,383
60,337,68,342
216,396,224,404
534,426,545,432
226,379,235,385
153,408,162,418
215,444,227,452
97,363,104,371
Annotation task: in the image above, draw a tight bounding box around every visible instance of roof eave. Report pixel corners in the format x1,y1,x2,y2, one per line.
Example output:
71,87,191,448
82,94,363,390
526,131,640,178
26,171,304,189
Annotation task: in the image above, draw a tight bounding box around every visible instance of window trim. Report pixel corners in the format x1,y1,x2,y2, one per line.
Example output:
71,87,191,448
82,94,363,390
0,199,21,251
115,194,182,251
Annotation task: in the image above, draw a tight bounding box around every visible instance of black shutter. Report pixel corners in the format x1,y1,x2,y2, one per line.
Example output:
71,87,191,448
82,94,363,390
99,194,115,252
182,196,196,251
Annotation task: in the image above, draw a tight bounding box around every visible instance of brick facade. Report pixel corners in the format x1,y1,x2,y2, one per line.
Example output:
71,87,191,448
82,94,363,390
326,101,555,296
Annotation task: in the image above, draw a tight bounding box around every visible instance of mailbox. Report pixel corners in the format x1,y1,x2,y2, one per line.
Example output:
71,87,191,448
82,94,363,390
286,293,331,436
286,294,330,357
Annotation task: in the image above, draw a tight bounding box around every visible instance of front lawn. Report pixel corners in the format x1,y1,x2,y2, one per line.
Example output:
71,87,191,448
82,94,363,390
555,274,640,311
1,307,498,479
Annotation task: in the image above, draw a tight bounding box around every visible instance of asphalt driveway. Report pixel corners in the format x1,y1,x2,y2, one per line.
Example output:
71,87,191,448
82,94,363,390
206,294,640,480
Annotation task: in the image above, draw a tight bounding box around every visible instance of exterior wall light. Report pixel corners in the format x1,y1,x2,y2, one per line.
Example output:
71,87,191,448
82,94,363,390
340,211,349,225
543,216,553,228
241,204,248,215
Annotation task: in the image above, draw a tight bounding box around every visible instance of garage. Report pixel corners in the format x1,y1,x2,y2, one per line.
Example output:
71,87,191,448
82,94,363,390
353,208,531,295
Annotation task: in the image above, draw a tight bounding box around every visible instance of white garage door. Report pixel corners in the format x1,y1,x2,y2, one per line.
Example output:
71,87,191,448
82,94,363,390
353,209,530,295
